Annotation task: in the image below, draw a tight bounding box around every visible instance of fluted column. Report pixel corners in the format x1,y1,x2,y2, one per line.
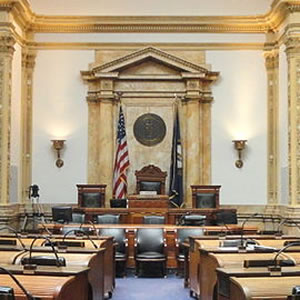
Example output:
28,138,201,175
284,37,300,205
264,49,279,206
21,49,36,203
0,34,15,204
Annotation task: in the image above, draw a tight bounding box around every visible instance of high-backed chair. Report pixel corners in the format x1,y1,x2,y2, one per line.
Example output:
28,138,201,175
215,210,238,225
135,228,166,277
98,228,127,277
191,185,221,208
77,184,106,208
175,228,205,276
135,165,167,194
143,215,165,225
96,214,120,224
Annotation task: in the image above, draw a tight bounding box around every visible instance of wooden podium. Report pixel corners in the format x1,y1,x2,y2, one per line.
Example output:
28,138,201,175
127,194,169,208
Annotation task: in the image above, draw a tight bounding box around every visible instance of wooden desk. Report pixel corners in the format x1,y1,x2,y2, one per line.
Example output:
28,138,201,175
0,235,114,298
0,273,88,300
188,236,300,299
217,266,300,300
199,251,300,300
229,276,300,300
127,194,169,209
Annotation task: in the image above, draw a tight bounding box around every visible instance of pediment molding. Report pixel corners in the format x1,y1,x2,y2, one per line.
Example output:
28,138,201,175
82,46,218,82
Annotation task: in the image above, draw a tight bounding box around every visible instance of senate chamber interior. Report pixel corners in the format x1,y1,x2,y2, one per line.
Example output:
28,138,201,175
1,0,300,299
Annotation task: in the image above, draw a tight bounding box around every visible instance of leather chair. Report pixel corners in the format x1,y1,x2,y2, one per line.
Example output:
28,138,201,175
71,212,85,224
96,214,120,224
215,210,238,225
135,228,166,277
181,214,206,226
175,228,205,276
143,215,165,224
191,185,221,209
77,184,106,208
98,228,127,277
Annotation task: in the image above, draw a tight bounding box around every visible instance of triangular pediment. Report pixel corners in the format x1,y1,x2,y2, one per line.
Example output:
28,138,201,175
91,46,209,75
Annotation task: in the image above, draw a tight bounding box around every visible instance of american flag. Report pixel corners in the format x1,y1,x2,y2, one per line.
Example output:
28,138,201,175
113,106,130,199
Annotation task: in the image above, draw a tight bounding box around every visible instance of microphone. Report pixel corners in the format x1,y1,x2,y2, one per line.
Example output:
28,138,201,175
0,226,26,249
275,217,286,237
239,213,259,251
62,229,98,249
270,241,300,273
0,266,35,299
23,235,65,271
88,221,100,239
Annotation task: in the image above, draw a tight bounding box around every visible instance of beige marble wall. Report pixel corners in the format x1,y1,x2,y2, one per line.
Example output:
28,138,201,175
124,99,174,195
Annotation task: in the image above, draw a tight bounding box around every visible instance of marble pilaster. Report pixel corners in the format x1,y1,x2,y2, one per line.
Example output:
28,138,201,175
0,33,15,205
184,98,200,207
20,49,36,203
284,37,300,205
264,49,279,205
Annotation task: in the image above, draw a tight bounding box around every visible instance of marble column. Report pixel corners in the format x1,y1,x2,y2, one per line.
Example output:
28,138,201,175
184,97,200,207
284,37,300,205
264,49,279,206
87,99,101,183
98,98,114,202
21,49,36,203
0,34,15,205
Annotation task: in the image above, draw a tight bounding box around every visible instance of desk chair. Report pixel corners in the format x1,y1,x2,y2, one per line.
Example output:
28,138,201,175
175,228,205,276
181,214,206,226
99,228,127,277
71,212,85,224
96,214,120,224
143,215,165,224
135,228,166,277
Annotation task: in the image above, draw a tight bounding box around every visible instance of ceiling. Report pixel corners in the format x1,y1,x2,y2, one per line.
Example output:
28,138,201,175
28,0,274,16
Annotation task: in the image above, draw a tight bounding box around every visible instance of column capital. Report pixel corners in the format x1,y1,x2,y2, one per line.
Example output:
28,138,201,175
0,34,15,56
22,50,37,69
264,49,279,70
284,36,300,56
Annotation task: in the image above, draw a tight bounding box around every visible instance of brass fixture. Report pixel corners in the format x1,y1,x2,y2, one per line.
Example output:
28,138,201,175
232,140,247,168
51,140,65,168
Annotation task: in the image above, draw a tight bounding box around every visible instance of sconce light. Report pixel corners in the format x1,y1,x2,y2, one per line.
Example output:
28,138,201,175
51,140,65,168
232,140,247,168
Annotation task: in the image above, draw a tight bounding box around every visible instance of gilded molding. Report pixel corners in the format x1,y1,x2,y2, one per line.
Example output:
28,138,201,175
2,0,300,34
28,42,265,51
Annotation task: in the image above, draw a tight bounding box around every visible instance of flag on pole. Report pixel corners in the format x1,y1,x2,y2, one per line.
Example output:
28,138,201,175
169,107,184,207
113,106,130,199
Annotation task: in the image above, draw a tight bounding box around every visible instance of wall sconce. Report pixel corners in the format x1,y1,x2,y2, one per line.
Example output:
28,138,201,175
51,140,65,168
232,140,247,168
